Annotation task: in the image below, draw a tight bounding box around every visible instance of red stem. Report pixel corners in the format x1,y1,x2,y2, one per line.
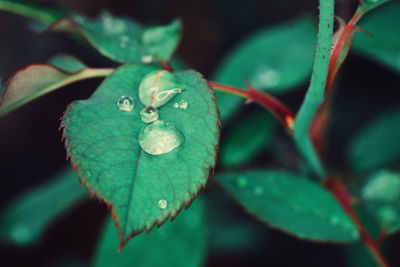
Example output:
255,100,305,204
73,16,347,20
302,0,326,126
324,178,390,267
209,81,295,132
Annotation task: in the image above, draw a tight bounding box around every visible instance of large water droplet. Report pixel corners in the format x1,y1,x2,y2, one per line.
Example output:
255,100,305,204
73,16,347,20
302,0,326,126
158,199,168,209
139,120,183,155
139,70,182,108
117,96,134,111
173,100,189,110
140,106,159,123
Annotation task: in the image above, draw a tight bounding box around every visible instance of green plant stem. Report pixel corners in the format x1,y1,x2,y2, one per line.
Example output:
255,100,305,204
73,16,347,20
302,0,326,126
324,178,389,267
208,81,294,132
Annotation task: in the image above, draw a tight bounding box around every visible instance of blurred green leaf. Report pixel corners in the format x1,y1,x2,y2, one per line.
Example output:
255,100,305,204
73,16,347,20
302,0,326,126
213,16,316,121
0,59,112,116
48,54,87,73
220,109,276,168
61,65,219,246
293,0,334,177
361,170,400,234
346,243,379,267
51,12,181,64
348,109,400,174
0,168,86,246
216,170,359,242
206,192,266,255
353,1,400,72
92,198,207,267
0,0,67,26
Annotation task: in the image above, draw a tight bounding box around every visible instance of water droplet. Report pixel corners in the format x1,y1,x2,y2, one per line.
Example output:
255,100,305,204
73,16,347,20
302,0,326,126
237,176,248,188
254,186,264,196
10,224,31,244
117,96,134,112
119,35,130,48
141,54,153,64
139,70,182,108
158,199,168,209
250,65,281,89
101,12,127,33
329,216,340,226
139,120,184,155
173,100,189,110
140,106,159,123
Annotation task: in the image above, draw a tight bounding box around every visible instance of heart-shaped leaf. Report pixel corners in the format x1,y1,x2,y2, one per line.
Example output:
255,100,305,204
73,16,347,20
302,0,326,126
213,16,315,121
51,12,181,64
216,170,359,242
61,64,219,247
0,167,86,246
0,56,112,116
93,198,207,267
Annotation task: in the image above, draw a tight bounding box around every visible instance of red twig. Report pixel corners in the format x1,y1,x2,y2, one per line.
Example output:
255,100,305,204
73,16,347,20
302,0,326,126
209,81,295,132
324,178,390,267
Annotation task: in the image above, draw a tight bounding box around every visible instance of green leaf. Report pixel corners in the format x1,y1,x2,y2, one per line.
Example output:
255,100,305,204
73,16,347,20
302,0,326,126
0,167,86,246
348,109,400,174
361,170,400,234
51,12,181,64
92,197,207,267
61,65,219,246
346,243,379,267
216,170,359,242
220,109,276,168
0,60,113,116
353,0,400,72
213,16,316,121
293,0,334,177
48,54,87,73
0,0,68,26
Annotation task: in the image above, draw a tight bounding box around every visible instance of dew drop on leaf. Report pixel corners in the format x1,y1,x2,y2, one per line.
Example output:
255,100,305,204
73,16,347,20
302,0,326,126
236,176,248,188
10,224,30,244
119,35,130,48
173,100,189,109
249,65,282,89
141,55,153,64
117,96,134,112
329,216,340,226
253,186,264,196
140,106,159,123
139,70,182,108
158,199,168,209
139,120,183,155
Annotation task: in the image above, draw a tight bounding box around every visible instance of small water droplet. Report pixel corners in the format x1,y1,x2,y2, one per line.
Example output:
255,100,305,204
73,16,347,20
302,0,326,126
141,55,153,64
119,35,130,48
158,199,168,209
139,120,184,155
254,186,264,196
250,66,281,89
101,12,126,33
139,70,182,108
237,176,248,188
329,216,340,226
140,106,159,123
173,100,189,109
117,96,134,112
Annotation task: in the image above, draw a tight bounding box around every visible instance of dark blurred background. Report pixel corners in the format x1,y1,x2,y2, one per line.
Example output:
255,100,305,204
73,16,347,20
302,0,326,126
0,0,399,266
